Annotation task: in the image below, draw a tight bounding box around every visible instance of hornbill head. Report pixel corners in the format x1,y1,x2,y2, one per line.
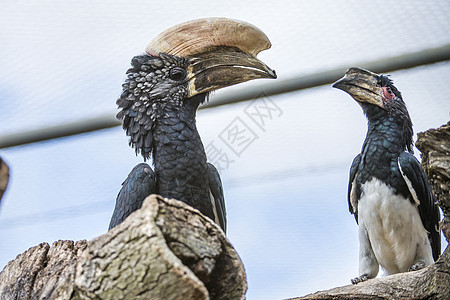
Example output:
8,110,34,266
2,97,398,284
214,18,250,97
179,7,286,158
117,18,276,159
332,67,404,110
332,67,413,151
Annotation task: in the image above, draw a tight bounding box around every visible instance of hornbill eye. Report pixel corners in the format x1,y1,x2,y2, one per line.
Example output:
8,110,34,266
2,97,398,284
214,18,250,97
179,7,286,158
169,67,187,81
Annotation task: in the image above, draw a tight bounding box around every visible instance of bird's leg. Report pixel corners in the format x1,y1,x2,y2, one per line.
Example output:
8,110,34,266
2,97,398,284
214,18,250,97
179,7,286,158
408,260,426,272
409,238,434,271
351,274,369,285
352,224,379,284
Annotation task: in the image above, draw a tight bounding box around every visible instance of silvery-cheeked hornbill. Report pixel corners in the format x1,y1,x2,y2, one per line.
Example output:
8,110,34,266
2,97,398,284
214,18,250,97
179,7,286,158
333,67,440,284
108,18,276,232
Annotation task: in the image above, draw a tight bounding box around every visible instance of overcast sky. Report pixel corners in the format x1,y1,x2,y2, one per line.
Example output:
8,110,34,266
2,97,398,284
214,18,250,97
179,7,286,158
0,1,449,299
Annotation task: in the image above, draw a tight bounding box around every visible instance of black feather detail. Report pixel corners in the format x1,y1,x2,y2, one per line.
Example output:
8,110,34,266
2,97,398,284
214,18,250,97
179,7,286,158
112,52,225,232
109,163,156,230
398,152,441,261
379,75,413,153
144,133,153,148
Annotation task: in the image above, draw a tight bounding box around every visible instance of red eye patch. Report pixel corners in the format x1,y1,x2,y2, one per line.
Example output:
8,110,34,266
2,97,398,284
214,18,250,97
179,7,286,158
382,86,395,101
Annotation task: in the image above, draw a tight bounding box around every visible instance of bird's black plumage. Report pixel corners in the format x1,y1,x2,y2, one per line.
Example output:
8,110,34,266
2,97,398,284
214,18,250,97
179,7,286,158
350,89,414,206
334,67,440,283
398,152,440,261
110,53,222,230
109,163,155,230
207,162,227,230
108,19,276,232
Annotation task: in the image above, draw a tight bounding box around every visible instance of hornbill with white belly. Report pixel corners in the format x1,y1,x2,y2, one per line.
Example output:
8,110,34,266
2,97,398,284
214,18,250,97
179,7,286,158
333,67,440,284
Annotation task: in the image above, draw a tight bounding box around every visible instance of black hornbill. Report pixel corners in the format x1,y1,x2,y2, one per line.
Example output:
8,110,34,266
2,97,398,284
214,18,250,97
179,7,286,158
333,67,440,284
108,18,276,232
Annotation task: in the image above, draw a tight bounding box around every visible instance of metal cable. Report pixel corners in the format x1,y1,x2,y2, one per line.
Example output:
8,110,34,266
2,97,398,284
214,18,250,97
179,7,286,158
1,44,449,149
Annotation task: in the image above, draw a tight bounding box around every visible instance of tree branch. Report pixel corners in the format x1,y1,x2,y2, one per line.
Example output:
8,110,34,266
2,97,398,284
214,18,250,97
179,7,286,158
0,156,9,204
0,195,246,299
416,121,450,242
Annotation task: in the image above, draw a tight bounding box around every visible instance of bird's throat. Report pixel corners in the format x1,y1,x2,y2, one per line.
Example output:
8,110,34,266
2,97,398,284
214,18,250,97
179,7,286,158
152,108,210,205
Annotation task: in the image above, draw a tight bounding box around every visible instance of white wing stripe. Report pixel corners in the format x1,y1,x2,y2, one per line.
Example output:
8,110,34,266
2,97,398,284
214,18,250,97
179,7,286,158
209,190,220,225
350,174,359,213
398,160,420,206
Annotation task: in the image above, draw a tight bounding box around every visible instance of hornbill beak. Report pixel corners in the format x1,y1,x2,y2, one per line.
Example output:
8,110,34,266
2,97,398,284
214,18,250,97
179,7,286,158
145,17,277,98
332,67,385,109
186,46,276,97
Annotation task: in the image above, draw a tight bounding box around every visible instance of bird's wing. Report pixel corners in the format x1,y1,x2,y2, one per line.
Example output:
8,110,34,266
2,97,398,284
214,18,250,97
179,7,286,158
398,152,441,261
207,163,227,232
348,154,362,223
108,163,156,230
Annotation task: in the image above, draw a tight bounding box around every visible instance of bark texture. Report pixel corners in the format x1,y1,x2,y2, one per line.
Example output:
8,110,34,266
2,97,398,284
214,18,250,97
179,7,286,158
0,157,9,204
416,121,450,242
293,122,450,300
0,195,246,300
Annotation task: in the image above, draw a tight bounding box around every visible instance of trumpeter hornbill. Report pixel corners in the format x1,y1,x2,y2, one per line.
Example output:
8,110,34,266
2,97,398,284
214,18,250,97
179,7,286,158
108,18,276,232
333,67,440,284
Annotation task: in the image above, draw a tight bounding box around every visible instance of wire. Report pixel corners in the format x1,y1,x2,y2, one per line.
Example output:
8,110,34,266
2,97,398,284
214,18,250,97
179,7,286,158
0,161,349,230
0,200,112,231
1,44,449,149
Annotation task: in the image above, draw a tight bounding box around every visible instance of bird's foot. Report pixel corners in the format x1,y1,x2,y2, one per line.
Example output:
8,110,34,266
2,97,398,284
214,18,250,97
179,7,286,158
408,260,426,272
351,274,369,284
